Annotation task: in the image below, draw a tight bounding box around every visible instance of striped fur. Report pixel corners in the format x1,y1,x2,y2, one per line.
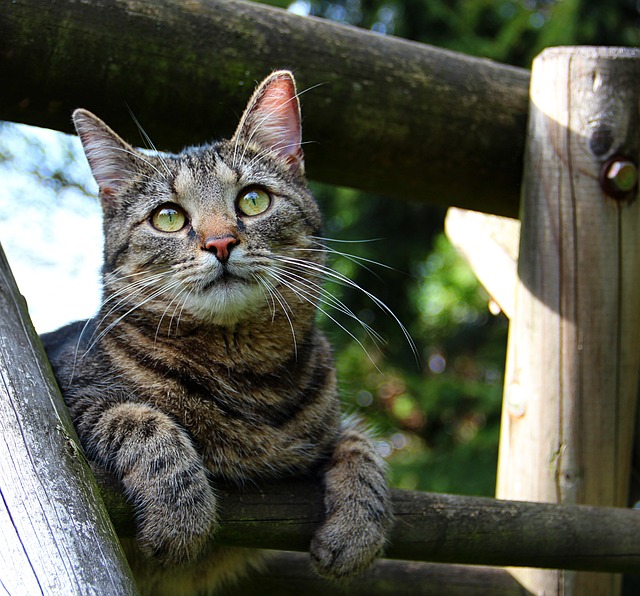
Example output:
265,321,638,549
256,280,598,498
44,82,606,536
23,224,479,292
41,72,392,593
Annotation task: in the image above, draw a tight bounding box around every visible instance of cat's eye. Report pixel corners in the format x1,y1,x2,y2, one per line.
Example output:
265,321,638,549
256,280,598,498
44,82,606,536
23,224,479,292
150,204,188,232
237,188,271,217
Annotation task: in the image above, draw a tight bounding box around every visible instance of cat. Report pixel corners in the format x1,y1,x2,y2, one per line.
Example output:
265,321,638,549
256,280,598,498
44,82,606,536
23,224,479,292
41,71,392,594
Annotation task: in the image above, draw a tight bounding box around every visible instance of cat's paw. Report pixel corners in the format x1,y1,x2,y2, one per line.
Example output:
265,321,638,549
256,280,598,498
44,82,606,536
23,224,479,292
94,402,219,566
310,428,393,579
135,468,219,566
310,421,393,579
310,508,388,579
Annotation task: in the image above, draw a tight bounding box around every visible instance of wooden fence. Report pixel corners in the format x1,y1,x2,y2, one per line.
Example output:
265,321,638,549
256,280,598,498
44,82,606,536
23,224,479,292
1,1,640,595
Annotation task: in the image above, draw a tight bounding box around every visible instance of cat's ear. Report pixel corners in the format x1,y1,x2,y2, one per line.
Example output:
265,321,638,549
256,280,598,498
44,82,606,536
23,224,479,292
232,70,304,173
72,109,143,202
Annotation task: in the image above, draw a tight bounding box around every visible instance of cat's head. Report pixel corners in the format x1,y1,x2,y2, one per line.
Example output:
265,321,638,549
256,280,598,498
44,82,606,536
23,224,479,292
74,71,324,327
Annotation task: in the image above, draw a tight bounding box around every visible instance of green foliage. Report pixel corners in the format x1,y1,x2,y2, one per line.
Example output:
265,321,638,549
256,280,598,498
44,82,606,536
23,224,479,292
327,228,507,495
284,0,640,67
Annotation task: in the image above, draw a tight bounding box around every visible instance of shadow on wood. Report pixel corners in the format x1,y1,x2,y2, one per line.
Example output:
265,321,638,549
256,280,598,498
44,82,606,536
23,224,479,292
97,471,640,575
222,552,534,596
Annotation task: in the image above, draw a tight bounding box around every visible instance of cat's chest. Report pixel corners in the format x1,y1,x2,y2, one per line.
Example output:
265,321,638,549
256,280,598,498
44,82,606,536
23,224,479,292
141,371,338,479
100,325,339,478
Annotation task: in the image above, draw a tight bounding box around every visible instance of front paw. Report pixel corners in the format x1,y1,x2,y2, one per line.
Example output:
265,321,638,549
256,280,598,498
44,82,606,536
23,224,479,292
134,470,219,566
310,508,388,579
310,420,393,579
91,402,219,566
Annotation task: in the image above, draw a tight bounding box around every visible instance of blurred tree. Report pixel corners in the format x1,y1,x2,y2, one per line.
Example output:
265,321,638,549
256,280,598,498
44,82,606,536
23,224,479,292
288,0,640,66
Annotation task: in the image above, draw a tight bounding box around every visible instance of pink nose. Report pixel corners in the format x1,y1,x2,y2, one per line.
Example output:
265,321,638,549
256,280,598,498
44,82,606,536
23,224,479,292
204,235,238,263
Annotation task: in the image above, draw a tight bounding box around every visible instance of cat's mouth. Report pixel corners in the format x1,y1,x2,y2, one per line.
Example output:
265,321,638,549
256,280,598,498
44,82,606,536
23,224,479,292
181,267,265,326
199,276,233,294
199,267,250,293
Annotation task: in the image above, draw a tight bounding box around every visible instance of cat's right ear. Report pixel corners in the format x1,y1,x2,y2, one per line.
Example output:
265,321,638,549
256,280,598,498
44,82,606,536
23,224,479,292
231,71,304,174
72,109,141,203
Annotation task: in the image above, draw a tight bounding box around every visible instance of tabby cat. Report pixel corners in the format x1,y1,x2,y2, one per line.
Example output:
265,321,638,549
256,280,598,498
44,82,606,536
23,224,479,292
41,71,392,594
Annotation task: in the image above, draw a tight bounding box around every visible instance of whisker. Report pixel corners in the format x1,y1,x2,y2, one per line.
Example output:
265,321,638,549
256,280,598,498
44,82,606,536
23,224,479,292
97,271,171,319
252,274,277,322
272,254,419,362
83,276,183,355
310,235,385,244
72,269,170,370
102,144,169,181
90,280,183,351
265,265,382,371
155,284,190,344
174,287,194,333
307,239,397,272
267,265,385,347
254,272,298,356
70,316,96,383
127,106,173,178
296,246,386,281
245,140,315,171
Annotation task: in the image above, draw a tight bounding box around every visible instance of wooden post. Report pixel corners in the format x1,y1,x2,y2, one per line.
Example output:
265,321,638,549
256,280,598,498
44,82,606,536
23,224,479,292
0,244,139,594
496,47,640,595
445,209,520,319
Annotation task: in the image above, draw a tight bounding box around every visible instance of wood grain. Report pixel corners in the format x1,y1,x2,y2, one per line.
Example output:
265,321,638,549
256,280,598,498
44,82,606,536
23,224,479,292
0,244,139,595
496,46,640,596
97,472,640,574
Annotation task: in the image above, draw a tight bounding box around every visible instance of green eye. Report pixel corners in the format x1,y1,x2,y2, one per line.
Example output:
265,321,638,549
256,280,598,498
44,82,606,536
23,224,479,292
151,204,188,232
237,188,271,216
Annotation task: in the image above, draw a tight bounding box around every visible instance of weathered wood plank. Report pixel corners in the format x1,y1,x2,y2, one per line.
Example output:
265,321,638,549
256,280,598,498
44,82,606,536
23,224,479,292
445,208,520,319
496,46,640,595
0,244,139,595
97,473,640,574
0,0,529,216
224,551,534,595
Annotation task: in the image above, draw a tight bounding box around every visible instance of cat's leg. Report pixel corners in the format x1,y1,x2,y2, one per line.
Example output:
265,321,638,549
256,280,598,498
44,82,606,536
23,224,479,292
80,400,217,565
310,419,393,579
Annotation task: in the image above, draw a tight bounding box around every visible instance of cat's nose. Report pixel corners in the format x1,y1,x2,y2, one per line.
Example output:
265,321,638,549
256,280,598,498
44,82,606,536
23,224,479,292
203,235,238,263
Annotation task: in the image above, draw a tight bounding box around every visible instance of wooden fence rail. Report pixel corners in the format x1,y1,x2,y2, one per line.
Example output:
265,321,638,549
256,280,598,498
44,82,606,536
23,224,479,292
0,0,529,217
99,471,640,574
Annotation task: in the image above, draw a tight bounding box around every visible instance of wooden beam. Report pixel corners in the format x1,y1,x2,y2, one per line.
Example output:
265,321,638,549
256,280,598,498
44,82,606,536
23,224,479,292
0,0,529,217
0,244,139,594
496,47,640,595
97,472,640,574
224,551,533,595
445,208,520,319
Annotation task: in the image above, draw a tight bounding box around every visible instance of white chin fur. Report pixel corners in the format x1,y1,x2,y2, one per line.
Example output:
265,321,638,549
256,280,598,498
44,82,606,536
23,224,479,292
182,280,266,326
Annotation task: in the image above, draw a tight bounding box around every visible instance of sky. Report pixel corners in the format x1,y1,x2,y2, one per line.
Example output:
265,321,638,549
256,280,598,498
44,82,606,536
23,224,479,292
0,122,103,333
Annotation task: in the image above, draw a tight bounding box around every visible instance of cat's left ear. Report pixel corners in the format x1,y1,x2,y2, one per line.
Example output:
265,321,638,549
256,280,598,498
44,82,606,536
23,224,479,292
73,109,146,205
232,70,304,174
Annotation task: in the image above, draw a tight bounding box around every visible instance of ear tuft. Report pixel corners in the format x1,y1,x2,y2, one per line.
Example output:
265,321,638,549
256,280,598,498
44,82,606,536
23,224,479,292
232,71,304,173
72,109,140,200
